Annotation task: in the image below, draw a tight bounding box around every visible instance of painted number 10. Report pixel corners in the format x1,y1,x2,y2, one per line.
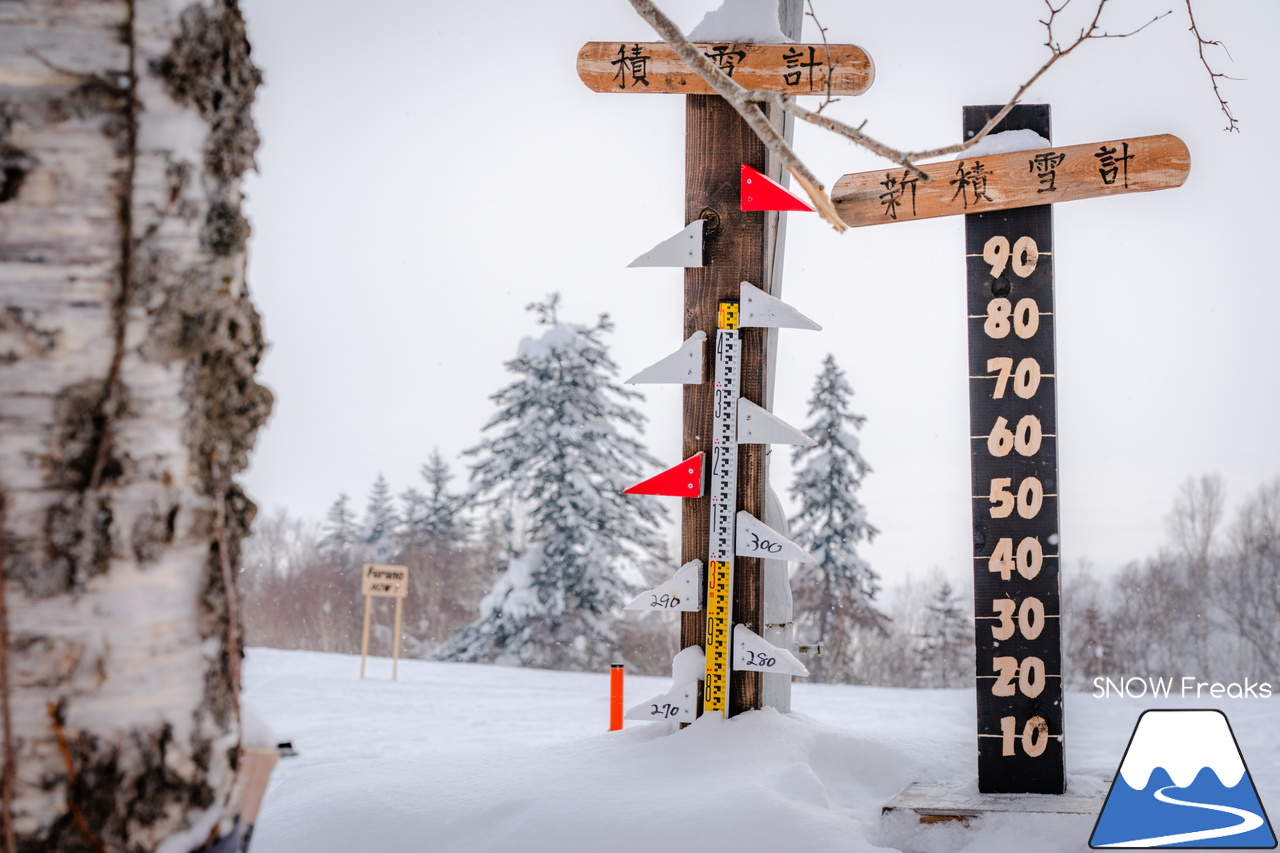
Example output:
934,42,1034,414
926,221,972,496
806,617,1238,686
1000,715,1049,757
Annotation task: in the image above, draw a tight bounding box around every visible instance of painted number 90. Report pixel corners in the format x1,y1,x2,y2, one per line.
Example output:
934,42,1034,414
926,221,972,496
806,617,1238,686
984,235,1039,279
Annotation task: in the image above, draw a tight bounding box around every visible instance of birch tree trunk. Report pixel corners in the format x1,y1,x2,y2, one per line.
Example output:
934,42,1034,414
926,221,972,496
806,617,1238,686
0,1,270,850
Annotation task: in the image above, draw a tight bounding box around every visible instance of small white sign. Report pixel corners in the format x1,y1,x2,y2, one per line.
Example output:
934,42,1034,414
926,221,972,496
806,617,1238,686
626,331,707,385
735,511,815,563
624,560,704,612
732,624,809,677
625,681,699,723
737,398,815,446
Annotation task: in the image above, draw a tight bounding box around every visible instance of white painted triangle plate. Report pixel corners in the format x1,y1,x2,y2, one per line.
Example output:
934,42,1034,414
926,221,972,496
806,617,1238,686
628,219,704,268
737,398,816,446
732,624,809,677
736,510,816,563
624,680,699,723
624,560,704,612
625,331,706,385
738,281,821,330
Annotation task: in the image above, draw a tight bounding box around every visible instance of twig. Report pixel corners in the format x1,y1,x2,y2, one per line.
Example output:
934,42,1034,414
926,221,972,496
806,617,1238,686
1185,0,1240,132
0,501,15,853
900,0,1169,163
46,704,109,853
803,0,837,113
210,453,242,701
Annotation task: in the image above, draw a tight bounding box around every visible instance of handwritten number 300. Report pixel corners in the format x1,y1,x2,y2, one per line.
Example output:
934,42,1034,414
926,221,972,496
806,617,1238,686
749,532,783,554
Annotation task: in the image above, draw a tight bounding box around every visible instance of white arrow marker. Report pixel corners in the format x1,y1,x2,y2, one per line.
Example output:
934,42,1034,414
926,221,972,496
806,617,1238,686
736,510,816,563
738,281,821,330
627,219,704,268
625,331,706,385
625,680,699,723
733,624,809,677
737,398,816,446
624,560,704,612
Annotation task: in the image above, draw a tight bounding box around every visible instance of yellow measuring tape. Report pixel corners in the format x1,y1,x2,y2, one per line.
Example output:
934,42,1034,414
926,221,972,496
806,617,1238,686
704,300,741,716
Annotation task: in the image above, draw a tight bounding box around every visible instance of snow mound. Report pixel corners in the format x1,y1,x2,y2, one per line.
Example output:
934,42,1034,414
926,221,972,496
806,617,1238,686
963,129,1052,158
254,708,920,853
688,0,793,43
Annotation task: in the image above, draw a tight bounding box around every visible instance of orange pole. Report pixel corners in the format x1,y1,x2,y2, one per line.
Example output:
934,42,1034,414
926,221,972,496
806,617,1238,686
609,664,624,731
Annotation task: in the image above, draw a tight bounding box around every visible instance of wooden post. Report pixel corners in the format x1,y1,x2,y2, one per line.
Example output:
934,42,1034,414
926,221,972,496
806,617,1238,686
963,104,1064,795
359,594,372,680
391,596,404,682
681,93,782,716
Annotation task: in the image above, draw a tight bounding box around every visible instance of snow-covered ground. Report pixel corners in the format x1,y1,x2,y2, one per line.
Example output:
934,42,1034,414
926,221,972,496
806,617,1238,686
245,648,1278,853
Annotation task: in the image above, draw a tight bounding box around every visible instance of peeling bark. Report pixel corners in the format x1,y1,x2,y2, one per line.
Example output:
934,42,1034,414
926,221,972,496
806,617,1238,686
0,2,271,850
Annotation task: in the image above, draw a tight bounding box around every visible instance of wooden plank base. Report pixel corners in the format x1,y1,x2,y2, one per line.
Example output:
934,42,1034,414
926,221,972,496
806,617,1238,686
882,781,1107,825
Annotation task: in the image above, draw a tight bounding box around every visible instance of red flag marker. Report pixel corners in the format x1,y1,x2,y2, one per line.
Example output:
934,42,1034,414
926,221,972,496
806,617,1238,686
623,452,704,498
740,164,813,212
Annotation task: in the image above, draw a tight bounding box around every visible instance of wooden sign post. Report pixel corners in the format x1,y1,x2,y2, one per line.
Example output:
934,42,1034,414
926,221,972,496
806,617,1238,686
359,563,409,681
834,106,1189,797
578,6,873,719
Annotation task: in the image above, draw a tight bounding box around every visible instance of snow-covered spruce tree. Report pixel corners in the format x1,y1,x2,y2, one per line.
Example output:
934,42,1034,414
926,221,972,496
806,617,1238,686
788,354,885,682
399,450,487,652
319,492,359,559
400,450,469,557
361,473,399,562
435,295,667,671
919,579,970,688
0,2,269,850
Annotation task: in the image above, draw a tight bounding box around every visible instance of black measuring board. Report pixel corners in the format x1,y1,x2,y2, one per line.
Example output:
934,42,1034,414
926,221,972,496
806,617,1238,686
964,104,1065,795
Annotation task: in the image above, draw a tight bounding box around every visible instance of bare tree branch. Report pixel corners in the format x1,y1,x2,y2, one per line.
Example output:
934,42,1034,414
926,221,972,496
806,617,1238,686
628,0,1172,227
1185,0,1241,132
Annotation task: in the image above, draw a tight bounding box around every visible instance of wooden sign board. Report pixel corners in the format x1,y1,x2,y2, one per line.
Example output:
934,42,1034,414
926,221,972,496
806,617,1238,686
831,134,1189,228
361,563,408,598
576,42,873,96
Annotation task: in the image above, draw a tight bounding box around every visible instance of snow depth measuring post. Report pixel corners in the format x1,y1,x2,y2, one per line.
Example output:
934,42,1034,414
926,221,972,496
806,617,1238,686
577,4,872,719
836,106,1189,795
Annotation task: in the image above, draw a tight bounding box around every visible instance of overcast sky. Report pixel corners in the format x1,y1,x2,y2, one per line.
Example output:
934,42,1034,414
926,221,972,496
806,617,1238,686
238,0,1279,585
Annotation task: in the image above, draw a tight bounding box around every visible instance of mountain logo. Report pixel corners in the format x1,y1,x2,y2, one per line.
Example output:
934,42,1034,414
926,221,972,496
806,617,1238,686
1090,709,1276,848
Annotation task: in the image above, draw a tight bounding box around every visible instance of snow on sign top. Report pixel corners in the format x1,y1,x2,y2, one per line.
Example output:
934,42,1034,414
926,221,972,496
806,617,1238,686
687,0,792,43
